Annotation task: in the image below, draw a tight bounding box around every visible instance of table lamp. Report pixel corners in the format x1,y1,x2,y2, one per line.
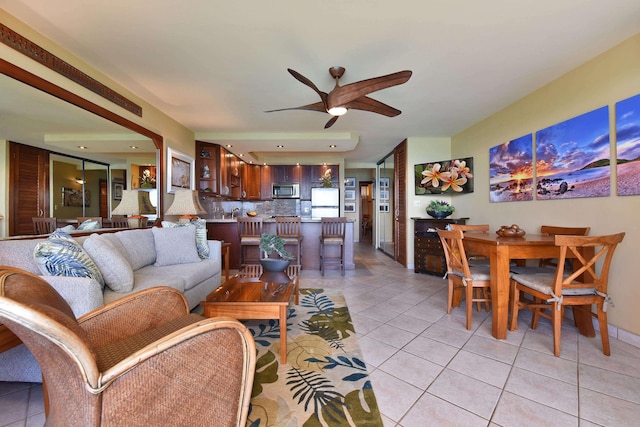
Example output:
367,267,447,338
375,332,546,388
165,189,207,223
111,189,153,228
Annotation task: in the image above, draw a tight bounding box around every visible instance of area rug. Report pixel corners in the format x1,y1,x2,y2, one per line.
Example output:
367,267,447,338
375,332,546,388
246,288,383,426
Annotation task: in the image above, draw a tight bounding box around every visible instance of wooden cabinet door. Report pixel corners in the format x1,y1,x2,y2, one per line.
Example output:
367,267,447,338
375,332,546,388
9,142,50,236
394,140,407,266
243,163,262,200
300,165,313,200
196,141,219,196
261,166,272,200
271,165,301,183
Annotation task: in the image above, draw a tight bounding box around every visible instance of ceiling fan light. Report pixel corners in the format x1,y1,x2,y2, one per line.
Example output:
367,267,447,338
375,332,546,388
328,106,348,116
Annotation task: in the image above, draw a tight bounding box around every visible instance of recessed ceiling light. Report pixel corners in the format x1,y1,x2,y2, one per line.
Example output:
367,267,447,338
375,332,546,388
277,145,284,148
78,146,87,149
226,144,233,148
238,153,244,157
329,144,337,148
129,145,138,149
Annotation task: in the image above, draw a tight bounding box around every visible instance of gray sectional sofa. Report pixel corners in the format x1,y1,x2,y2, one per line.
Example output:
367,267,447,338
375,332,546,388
0,226,222,382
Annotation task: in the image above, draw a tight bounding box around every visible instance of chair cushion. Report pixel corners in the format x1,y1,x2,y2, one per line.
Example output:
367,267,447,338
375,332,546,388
511,272,555,295
83,234,134,293
152,226,201,266
161,219,210,259
322,237,344,245
33,230,105,288
451,265,491,281
240,236,261,244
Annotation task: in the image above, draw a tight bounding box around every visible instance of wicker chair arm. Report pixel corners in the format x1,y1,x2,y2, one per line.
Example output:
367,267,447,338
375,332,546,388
97,317,256,426
78,286,190,348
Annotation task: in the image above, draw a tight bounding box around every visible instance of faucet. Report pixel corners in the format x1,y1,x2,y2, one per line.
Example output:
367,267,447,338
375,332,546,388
231,207,240,219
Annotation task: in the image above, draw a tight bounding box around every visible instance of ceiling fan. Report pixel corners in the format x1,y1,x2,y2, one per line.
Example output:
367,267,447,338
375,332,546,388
266,66,412,128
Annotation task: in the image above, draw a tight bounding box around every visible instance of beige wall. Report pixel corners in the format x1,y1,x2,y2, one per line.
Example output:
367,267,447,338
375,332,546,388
449,33,640,337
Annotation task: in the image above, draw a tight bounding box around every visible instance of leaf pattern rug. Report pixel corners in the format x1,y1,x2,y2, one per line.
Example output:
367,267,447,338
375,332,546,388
246,288,383,427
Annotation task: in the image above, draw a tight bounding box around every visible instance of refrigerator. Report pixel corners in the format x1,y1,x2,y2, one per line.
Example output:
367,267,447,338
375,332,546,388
311,187,339,218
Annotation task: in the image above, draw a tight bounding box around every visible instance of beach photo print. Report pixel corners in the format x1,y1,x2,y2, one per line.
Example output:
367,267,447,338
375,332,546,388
489,134,534,203
535,106,610,200
615,93,640,196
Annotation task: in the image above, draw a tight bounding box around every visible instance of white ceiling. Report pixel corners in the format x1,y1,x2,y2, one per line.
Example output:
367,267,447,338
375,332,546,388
2,0,640,166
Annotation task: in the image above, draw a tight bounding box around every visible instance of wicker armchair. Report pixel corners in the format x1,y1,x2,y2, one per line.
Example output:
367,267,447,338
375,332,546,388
0,266,255,427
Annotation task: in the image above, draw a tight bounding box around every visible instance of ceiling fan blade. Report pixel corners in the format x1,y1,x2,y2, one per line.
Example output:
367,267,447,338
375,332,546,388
344,96,402,117
327,70,412,109
265,101,326,113
324,116,339,128
287,68,328,108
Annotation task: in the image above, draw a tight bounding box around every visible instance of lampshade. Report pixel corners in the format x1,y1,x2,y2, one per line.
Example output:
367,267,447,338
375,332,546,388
112,189,155,228
165,189,206,222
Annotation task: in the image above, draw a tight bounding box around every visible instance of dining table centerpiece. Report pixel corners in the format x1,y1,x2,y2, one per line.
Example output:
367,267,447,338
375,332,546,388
426,200,455,219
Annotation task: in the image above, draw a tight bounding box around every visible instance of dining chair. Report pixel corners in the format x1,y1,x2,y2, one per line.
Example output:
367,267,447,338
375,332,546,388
437,228,492,330
32,217,57,234
509,232,625,356
450,224,490,267
237,217,263,266
77,216,103,228
538,225,590,268
110,217,130,228
275,216,303,265
319,217,347,276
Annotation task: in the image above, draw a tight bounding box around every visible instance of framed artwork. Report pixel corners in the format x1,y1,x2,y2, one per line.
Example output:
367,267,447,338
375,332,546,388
62,187,90,207
380,189,389,201
344,177,356,188
535,106,610,200
415,157,474,194
344,189,356,201
379,202,389,213
344,202,356,213
113,182,124,200
489,134,533,203
379,177,390,188
616,93,640,196
167,147,195,193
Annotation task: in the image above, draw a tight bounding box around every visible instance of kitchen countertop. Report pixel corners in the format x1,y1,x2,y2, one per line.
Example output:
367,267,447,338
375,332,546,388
204,217,355,223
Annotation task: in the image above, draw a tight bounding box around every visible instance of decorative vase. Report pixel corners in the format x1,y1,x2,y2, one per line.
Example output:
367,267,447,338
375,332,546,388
259,258,291,283
426,210,453,219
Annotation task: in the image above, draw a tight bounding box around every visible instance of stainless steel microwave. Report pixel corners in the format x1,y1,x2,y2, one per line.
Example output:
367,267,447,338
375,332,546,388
272,182,300,199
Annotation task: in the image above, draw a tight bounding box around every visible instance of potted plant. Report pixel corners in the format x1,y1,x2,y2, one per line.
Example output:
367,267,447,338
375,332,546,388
259,233,295,273
426,200,455,219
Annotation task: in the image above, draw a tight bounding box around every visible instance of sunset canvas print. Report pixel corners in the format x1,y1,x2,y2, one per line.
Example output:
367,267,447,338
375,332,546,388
535,106,610,200
616,93,640,196
489,134,533,203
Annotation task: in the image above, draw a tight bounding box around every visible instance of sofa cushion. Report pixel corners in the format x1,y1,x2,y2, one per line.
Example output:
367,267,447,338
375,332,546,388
83,234,134,292
77,219,100,231
161,219,210,259
102,272,186,305
152,226,201,266
0,239,44,275
138,258,217,291
33,230,105,287
114,228,156,270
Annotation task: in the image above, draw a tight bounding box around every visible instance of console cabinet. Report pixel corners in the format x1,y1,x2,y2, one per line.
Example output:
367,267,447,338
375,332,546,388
413,217,468,276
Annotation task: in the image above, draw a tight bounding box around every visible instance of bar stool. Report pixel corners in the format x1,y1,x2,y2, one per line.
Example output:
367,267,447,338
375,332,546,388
319,217,346,276
275,216,303,265
237,217,263,266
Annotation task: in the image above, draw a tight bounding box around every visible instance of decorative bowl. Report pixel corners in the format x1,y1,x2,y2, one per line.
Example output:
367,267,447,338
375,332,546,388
426,210,453,219
247,211,257,217
496,225,526,237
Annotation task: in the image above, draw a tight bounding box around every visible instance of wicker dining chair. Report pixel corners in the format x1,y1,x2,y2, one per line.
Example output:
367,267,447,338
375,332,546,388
0,266,256,426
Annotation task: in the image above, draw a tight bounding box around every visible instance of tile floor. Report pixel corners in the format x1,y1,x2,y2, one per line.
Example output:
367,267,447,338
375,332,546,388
1,243,640,426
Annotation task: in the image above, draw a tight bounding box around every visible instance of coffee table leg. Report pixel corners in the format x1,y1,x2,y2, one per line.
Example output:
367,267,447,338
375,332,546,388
280,306,287,363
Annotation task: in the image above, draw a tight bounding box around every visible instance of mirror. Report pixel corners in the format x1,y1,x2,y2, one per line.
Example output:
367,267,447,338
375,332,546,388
0,59,162,233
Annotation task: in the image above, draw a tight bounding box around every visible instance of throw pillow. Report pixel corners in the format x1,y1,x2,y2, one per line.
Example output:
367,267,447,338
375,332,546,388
57,224,76,233
161,219,210,259
77,219,100,231
83,234,134,292
152,226,201,266
33,229,105,288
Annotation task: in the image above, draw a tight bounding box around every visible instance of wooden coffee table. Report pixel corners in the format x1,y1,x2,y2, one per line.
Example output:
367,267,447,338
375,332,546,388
201,275,294,363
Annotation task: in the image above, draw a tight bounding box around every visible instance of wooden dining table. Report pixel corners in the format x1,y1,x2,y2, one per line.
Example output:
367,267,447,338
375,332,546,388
462,232,596,340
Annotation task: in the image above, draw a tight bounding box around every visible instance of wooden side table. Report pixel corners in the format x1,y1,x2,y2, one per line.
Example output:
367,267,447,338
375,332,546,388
221,242,231,282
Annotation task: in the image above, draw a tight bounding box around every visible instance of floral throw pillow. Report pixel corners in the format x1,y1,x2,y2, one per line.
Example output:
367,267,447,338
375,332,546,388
34,229,105,288
161,219,210,259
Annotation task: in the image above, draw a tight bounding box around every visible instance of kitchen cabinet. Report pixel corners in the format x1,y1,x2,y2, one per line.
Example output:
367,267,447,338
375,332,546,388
242,163,261,200
271,165,301,183
196,141,219,196
413,217,468,276
261,165,273,200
